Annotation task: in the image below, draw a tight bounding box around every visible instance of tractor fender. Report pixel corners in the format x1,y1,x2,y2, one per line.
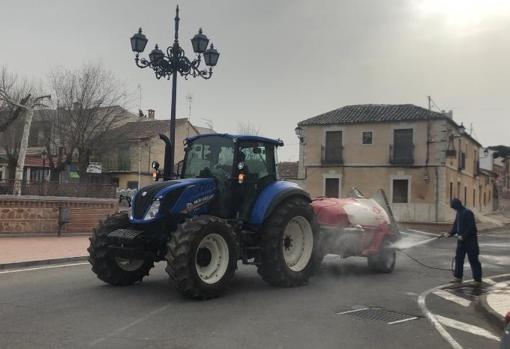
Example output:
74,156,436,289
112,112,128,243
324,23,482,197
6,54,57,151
248,181,311,225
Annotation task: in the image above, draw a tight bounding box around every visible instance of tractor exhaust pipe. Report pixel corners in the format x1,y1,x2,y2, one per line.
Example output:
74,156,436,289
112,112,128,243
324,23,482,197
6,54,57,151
159,133,173,180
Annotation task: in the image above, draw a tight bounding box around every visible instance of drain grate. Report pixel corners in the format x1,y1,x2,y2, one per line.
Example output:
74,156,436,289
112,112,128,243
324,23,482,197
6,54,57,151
336,307,420,325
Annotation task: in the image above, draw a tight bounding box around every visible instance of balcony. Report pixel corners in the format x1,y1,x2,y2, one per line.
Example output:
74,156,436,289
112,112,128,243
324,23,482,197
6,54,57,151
321,145,343,165
389,144,415,165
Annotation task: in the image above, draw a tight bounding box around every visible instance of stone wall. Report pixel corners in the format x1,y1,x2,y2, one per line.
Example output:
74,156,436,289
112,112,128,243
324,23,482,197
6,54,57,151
0,196,118,235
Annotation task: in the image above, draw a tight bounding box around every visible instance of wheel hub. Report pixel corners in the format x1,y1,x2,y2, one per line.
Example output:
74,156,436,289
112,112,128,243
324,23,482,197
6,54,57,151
282,216,314,272
196,248,212,267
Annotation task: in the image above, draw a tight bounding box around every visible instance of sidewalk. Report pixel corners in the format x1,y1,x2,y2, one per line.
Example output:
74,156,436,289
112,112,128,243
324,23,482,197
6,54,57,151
0,236,90,269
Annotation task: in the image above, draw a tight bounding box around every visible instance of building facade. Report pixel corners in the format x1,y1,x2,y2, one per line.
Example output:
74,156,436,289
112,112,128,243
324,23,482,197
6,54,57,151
297,104,494,223
100,117,214,189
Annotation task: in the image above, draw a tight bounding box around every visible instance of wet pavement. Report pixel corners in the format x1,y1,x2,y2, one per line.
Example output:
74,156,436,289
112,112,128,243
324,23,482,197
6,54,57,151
0,229,508,349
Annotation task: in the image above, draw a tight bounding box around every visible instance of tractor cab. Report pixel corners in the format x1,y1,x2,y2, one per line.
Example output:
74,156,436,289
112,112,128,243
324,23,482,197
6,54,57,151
181,134,283,220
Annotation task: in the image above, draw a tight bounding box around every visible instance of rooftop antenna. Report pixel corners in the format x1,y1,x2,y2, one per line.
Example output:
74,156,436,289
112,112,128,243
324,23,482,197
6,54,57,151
186,94,193,121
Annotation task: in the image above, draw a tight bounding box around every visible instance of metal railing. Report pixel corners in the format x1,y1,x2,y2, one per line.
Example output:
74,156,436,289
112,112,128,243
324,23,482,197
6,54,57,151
0,180,116,198
389,144,415,165
321,145,344,165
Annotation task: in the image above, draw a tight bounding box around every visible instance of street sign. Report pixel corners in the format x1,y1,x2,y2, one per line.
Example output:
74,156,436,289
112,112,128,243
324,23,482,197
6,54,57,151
87,162,102,174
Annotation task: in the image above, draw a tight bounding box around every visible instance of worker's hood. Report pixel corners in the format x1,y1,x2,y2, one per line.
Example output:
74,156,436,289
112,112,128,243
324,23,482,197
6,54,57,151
450,198,463,211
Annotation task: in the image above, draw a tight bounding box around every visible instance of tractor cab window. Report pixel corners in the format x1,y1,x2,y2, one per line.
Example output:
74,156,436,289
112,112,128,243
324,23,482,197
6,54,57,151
183,136,235,179
239,142,276,183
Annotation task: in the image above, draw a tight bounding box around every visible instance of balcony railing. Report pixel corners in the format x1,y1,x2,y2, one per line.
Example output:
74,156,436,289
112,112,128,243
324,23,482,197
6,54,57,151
321,145,343,165
389,144,415,165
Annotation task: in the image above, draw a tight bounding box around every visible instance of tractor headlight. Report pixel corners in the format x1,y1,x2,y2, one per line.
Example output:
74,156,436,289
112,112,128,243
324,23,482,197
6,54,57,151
143,199,160,220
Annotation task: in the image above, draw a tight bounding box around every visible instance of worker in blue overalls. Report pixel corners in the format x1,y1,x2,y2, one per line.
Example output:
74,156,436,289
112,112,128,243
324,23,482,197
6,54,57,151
445,198,482,285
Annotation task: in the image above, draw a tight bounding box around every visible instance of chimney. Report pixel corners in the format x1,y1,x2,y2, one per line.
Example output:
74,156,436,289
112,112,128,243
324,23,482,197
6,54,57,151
148,109,155,119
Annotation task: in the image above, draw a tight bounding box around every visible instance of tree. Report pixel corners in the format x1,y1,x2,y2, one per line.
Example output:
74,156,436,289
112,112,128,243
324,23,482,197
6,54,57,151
0,67,50,192
237,121,260,136
47,63,128,182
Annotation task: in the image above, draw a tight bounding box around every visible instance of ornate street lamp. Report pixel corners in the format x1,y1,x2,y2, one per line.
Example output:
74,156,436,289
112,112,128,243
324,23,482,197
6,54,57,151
130,6,220,178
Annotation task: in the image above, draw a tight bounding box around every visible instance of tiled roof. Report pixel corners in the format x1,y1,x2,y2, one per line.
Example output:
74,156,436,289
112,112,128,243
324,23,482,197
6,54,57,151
278,161,299,179
298,104,449,126
106,118,190,141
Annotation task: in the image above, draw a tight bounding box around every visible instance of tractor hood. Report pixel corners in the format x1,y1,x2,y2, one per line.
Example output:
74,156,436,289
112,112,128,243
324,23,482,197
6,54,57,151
130,178,216,223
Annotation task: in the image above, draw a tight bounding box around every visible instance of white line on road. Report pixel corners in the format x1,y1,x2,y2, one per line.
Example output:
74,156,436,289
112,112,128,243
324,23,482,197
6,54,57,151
418,273,510,349
89,303,171,346
335,308,369,315
435,315,500,342
479,243,510,248
484,279,496,285
432,290,471,307
387,317,419,325
0,262,89,275
418,286,464,349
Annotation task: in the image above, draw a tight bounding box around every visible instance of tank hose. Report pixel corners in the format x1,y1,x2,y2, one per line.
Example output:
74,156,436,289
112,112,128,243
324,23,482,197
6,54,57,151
398,250,455,273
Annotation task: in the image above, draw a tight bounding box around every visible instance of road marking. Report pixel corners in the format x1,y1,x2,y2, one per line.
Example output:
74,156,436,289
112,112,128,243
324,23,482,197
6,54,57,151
435,315,500,342
432,290,471,307
0,262,89,275
388,317,419,325
335,308,369,315
89,303,171,346
479,243,510,248
484,279,496,285
418,286,464,349
418,273,510,349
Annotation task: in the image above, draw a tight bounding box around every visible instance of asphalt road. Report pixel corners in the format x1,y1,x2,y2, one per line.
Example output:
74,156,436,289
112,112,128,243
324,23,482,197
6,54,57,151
1,229,508,349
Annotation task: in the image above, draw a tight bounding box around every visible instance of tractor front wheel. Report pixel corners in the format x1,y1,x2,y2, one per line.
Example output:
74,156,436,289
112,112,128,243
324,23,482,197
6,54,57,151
257,197,321,287
165,216,237,300
88,212,154,286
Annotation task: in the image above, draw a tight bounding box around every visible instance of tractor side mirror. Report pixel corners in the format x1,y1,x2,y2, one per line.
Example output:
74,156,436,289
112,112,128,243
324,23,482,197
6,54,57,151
151,161,160,170
151,161,161,181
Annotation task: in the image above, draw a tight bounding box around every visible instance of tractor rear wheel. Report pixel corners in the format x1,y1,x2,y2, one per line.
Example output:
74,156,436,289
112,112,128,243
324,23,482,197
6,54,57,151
257,197,321,287
165,216,237,300
367,238,396,273
88,212,154,286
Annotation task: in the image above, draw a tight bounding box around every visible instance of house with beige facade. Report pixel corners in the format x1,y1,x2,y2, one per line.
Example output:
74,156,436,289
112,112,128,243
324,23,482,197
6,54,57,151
99,113,214,189
296,104,494,223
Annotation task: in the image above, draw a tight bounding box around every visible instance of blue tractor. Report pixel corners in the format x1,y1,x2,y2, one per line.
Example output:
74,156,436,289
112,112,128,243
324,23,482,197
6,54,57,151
88,134,321,299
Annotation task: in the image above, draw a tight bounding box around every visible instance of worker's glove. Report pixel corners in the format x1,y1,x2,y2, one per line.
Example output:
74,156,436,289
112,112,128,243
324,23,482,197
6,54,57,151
457,235,464,241
440,232,449,238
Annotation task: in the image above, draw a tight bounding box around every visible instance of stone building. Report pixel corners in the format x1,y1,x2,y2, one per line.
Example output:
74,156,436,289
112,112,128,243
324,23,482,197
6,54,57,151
100,113,214,189
296,104,494,223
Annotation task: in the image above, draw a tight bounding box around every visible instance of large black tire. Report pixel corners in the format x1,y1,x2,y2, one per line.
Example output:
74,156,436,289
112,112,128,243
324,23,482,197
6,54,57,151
165,215,238,300
88,212,154,286
257,197,321,287
367,238,396,273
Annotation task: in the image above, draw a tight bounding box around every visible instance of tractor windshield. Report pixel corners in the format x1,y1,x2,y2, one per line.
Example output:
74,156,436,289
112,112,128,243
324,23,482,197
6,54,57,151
182,136,235,179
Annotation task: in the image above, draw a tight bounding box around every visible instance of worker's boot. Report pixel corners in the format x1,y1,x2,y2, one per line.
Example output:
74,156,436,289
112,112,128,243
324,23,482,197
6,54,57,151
450,277,462,283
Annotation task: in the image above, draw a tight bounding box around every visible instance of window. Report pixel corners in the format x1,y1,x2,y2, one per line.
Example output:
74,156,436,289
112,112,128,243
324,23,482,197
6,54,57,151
325,178,340,198
127,181,138,189
464,186,467,206
473,189,476,207
239,142,276,181
362,131,373,145
323,130,343,163
459,152,466,170
457,182,461,198
392,179,409,203
183,136,236,179
392,129,414,164
449,182,453,202
118,145,131,171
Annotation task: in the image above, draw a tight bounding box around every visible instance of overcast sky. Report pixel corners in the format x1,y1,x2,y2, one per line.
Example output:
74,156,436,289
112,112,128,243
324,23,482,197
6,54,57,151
1,0,510,160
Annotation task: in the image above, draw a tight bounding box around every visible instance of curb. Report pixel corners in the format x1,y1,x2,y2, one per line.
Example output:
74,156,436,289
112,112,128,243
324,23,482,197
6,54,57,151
0,256,88,271
476,293,506,331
